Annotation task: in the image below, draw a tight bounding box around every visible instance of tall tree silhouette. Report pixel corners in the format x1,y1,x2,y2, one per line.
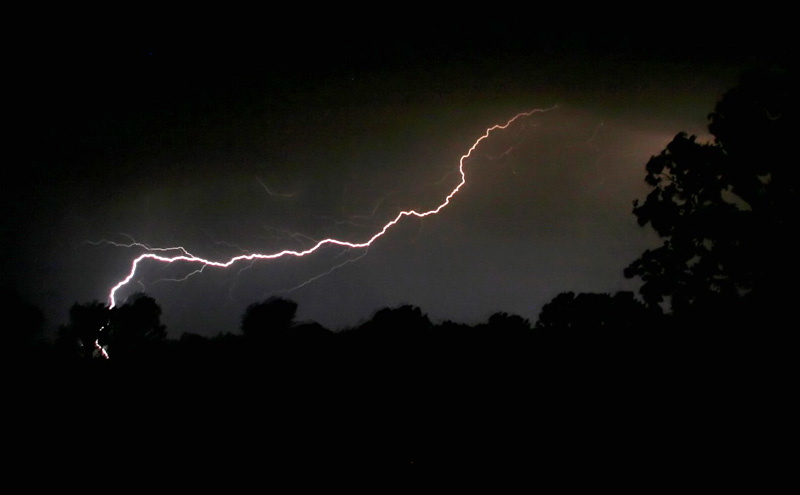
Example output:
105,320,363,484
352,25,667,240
624,69,793,328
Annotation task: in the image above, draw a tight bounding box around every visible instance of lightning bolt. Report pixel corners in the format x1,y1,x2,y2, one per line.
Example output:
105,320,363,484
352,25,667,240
106,107,556,309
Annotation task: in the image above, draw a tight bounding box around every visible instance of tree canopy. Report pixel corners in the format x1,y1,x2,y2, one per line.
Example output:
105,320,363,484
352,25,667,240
240,296,298,340
57,292,166,360
625,69,794,327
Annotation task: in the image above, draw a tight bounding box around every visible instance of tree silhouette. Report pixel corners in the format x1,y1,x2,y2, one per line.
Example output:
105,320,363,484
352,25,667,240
108,292,167,360
354,304,432,343
240,296,298,341
624,69,793,327
486,312,531,333
58,300,110,359
57,293,166,361
535,291,652,331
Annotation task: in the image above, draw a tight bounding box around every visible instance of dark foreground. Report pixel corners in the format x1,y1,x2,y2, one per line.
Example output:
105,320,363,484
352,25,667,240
9,330,787,487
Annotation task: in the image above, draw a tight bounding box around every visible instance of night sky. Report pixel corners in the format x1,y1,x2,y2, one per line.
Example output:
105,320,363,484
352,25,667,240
6,13,788,337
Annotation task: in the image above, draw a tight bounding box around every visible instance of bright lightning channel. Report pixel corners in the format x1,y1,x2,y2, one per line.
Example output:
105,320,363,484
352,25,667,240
106,108,555,309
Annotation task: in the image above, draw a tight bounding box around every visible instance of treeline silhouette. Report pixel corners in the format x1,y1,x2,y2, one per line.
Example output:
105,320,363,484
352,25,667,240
40,290,678,376
20,292,682,472
10,69,791,477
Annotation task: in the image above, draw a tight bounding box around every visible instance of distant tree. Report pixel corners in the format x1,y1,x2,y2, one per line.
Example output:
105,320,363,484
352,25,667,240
347,305,433,378
240,296,298,340
290,321,333,344
624,69,794,327
357,305,432,340
486,312,531,333
108,292,167,360
58,293,167,360
58,301,110,359
535,291,652,331
478,312,533,362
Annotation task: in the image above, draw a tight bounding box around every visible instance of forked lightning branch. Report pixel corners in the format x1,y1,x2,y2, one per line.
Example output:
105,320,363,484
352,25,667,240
106,108,556,309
